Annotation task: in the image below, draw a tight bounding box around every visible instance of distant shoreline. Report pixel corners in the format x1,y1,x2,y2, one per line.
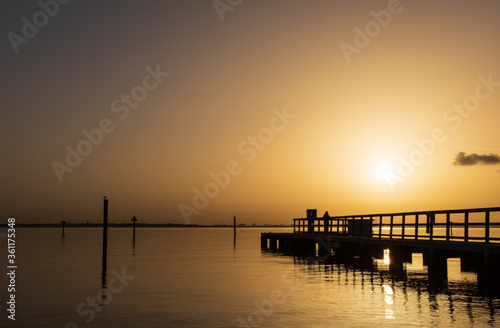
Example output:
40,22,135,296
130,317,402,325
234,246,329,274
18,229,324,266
0,223,292,228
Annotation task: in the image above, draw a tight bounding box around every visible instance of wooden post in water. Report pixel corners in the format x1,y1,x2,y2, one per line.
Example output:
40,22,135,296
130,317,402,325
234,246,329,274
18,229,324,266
103,197,108,246
233,216,236,245
61,220,66,235
132,216,137,242
101,197,109,293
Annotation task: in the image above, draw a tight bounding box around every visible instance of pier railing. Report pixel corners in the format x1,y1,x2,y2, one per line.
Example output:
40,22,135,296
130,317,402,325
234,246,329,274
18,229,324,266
293,207,500,244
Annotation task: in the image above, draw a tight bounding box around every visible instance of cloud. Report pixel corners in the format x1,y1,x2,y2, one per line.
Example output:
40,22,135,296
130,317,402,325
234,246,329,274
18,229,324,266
453,152,500,166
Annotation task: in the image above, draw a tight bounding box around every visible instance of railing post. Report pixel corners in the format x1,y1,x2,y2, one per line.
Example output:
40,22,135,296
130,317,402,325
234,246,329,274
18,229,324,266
359,216,364,235
446,212,451,241
485,211,490,243
464,212,469,242
379,216,383,238
428,213,434,241
415,214,419,240
401,215,406,239
370,215,373,237
389,215,394,239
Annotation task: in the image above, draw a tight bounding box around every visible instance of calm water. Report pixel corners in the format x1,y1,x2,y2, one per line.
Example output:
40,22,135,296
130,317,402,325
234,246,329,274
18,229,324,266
1,227,500,327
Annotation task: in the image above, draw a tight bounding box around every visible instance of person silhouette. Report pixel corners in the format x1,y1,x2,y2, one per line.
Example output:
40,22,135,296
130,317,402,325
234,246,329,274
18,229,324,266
323,211,330,233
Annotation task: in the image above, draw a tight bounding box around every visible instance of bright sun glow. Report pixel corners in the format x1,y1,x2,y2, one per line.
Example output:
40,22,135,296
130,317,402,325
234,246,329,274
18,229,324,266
375,164,400,189
376,165,394,183
373,153,399,185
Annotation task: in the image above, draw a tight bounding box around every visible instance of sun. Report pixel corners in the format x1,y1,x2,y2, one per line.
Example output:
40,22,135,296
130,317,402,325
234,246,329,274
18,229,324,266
376,165,396,183
372,152,402,189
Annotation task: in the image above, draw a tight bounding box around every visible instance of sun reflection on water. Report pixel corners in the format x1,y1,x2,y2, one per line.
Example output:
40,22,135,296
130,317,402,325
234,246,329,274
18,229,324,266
383,249,390,265
383,284,395,319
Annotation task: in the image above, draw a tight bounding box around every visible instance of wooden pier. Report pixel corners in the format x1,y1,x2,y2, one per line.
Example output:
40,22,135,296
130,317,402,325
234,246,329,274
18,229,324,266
261,207,500,295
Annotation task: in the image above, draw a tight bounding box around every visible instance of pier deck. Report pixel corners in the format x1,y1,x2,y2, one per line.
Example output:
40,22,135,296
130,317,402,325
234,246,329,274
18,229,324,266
261,206,500,295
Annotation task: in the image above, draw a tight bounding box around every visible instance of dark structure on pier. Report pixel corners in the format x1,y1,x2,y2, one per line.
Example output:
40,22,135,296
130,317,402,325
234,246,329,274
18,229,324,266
261,207,500,295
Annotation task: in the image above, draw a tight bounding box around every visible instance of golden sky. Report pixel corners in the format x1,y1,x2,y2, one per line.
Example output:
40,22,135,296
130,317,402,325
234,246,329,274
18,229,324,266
2,0,500,224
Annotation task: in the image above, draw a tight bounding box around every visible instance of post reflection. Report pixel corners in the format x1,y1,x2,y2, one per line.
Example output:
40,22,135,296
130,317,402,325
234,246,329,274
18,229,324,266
447,294,455,323
100,235,108,308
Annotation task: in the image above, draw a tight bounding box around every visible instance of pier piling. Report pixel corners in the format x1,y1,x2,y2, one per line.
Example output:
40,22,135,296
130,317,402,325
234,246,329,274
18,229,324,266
389,247,406,277
478,253,500,296
427,249,448,292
